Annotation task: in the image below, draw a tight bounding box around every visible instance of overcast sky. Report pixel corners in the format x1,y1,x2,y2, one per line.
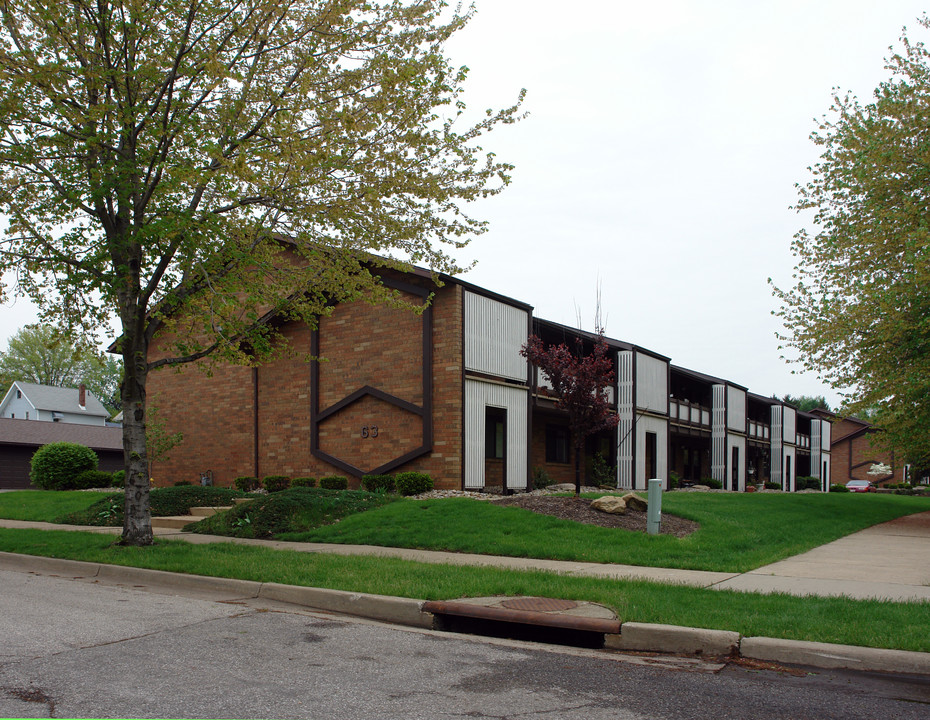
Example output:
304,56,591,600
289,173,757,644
1,0,926,409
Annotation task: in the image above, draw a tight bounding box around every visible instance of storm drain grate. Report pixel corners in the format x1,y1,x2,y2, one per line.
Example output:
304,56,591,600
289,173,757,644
500,597,578,613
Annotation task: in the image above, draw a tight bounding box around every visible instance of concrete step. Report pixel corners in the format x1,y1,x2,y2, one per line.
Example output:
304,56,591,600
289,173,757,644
150,516,198,530
188,506,233,517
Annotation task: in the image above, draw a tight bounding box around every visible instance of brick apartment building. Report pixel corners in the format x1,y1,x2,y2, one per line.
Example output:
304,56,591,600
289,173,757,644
149,267,832,492
819,411,910,487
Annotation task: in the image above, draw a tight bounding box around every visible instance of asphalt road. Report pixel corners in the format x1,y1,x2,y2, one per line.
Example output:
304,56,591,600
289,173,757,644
0,568,928,719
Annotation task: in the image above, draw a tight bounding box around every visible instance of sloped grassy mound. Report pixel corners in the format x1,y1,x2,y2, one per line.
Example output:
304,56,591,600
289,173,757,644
55,486,246,527
188,487,401,538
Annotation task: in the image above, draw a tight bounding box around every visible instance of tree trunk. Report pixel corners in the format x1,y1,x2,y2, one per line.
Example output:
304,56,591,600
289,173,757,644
119,326,153,546
574,441,582,497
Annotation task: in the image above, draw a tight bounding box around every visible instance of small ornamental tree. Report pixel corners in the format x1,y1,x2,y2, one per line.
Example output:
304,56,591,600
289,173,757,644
521,331,619,496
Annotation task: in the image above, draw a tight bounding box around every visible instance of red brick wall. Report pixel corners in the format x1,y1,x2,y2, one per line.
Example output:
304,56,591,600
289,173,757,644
149,277,464,489
833,429,906,486
530,414,577,486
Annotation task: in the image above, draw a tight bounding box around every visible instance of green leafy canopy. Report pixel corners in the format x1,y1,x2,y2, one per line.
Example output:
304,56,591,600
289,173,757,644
772,15,930,465
0,0,523,544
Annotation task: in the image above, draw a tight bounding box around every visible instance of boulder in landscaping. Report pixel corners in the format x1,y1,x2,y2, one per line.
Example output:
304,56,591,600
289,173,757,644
591,496,627,514
620,493,648,512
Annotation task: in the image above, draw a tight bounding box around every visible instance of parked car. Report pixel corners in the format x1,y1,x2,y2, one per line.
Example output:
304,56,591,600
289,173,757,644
846,480,876,493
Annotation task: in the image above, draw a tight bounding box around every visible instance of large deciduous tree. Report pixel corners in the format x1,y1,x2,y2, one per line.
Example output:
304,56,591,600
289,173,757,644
521,331,618,496
0,1,522,545
772,16,930,468
0,324,122,412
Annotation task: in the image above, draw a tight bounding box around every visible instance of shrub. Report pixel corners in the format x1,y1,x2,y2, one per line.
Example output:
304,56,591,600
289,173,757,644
188,487,400,538
701,477,723,490
55,486,245,526
764,481,781,490
30,442,99,490
292,477,317,488
830,483,850,493
72,469,114,490
174,480,193,486
532,466,555,490
319,475,348,490
797,476,821,491
589,453,616,487
394,471,434,496
668,471,679,490
234,476,261,492
111,470,125,488
263,475,291,493
361,474,395,493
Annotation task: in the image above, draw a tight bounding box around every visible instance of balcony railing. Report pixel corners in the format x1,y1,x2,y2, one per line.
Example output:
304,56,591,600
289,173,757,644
669,399,711,427
796,433,811,449
748,420,770,440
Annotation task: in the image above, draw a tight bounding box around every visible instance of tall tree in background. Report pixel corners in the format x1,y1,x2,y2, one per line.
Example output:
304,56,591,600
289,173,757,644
0,325,122,412
521,331,618,496
780,395,832,413
0,1,522,545
772,16,930,467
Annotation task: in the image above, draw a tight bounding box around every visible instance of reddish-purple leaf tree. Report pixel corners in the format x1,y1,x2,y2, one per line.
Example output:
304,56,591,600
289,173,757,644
521,332,619,496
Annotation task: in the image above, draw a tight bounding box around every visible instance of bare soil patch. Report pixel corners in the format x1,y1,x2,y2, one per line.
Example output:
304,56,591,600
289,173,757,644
489,494,699,537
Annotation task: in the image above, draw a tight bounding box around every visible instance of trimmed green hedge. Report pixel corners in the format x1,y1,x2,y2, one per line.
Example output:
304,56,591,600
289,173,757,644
30,442,99,490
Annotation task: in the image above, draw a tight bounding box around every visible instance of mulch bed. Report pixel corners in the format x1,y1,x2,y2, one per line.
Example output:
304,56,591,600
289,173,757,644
489,494,699,538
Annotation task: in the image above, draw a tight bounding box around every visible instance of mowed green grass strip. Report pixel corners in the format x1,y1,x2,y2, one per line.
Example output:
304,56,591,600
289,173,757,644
281,493,930,572
0,527,928,653
0,490,115,522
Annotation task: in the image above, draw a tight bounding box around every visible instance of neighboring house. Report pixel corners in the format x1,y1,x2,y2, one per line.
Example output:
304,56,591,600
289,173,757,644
148,267,832,492
0,417,123,489
816,410,908,487
0,381,110,426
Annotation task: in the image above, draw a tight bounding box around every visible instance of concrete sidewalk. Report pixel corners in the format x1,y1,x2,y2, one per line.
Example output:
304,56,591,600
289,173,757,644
2,510,929,601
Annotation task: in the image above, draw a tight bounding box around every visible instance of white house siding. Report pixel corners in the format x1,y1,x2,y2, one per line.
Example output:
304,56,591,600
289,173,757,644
821,421,831,451
635,353,668,413
782,406,797,444
771,406,784,488
711,385,726,485
811,420,826,490
464,291,528,382
635,415,668,488
727,433,746,491
616,351,634,489
464,378,528,490
726,386,746,432
783,446,797,492
1,395,35,420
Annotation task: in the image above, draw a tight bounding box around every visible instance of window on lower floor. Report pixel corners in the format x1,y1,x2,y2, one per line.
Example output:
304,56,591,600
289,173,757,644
546,424,570,464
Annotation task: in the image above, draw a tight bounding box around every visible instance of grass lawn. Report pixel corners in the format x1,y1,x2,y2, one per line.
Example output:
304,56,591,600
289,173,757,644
0,490,116,522
279,492,930,572
0,526,927,653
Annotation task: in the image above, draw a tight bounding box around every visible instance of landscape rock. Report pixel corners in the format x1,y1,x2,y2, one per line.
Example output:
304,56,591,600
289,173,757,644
591,496,627,514
621,493,648,512
548,483,577,492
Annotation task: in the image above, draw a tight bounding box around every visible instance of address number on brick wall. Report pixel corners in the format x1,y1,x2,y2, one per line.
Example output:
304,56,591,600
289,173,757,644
361,426,379,438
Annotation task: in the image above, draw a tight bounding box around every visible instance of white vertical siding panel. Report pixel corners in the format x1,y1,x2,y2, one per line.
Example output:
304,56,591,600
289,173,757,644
770,406,784,488
726,386,746,432
635,416,668,487
616,351,634,489
822,421,831,451
464,291,528,381
464,378,528,490
726,434,746,491
811,420,823,487
783,406,797,444
711,385,726,485
635,354,668,413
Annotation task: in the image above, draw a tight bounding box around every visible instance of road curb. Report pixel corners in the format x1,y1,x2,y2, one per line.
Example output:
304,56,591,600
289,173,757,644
740,636,930,675
2,551,929,676
606,622,740,656
260,582,434,628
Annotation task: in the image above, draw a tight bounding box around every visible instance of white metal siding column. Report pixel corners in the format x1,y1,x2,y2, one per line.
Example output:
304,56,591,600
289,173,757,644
770,406,784,488
464,379,528,490
811,420,823,490
711,385,726,486
616,351,634,490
